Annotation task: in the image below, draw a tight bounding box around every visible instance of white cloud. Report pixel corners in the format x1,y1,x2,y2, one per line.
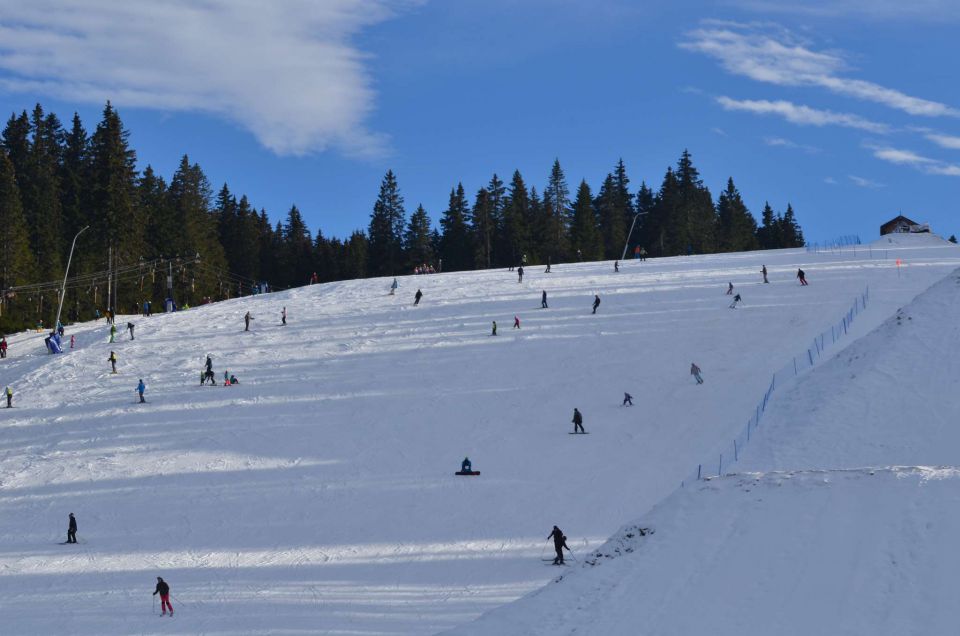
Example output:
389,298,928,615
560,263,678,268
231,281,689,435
868,144,960,177
763,136,820,152
711,127,729,136
925,133,960,149
848,175,884,188
682,25,959,118
823,176,838,184
0,0,415,157
717,96,889,133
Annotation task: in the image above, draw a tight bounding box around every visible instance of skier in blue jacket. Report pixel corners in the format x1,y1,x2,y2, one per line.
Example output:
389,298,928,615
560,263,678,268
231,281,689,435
136,379,146,403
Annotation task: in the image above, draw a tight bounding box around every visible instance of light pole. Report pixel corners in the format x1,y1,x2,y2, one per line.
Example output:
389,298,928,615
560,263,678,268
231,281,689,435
620,210,648,261
54,225,89,334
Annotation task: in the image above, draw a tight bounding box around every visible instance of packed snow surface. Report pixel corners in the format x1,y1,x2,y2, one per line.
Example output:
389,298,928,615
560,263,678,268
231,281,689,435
0,235,957,634
454,246,960,636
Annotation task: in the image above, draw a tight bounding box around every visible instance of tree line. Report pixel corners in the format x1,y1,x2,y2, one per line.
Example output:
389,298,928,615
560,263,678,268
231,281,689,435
0,102,803,331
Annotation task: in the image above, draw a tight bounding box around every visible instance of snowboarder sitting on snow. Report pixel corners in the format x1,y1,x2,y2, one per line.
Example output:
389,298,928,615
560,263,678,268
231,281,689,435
153,577,173,616
108,351,117,374
729,293,741,309
572,408,585,433
461,457,472,473
592,295,601,314
136,379,146,403
67,513,77,544
548,525,569,565
623,392,633,407
229,374,238,385
691,362,704,385
414,289,423,306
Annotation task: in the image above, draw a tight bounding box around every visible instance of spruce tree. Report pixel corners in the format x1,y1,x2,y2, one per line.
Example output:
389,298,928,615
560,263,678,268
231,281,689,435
542,159,572,262
282,205,314,286
674,150,716,255
0,152,36,296
779,204,805,247
486,174,506,266
367,170,406,276
439,184,473,272
597,173,627,259
756,202,782,249
632,182,655,256
405,204,433,269
949,234,958,244
500,171,530,267
570,180,602,260
470,187,494,269
60,113,88,241
715,178,759,252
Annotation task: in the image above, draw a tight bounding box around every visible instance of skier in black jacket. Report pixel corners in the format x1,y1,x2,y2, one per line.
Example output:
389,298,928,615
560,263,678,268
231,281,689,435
548,525,569,564
153,577,173,616
67,513,77,544
592,295,601,314
572,408,585,433
541,290,548,308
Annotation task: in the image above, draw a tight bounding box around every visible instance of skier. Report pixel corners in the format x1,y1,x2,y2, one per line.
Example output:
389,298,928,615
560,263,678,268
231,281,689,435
726,282,734,295
5,386,11,408
414,289,423,306
390,278,398,295
109,323,116,343
541,290,548,309
592,295,601,314
797,268,808,286
572,408,585,433
136,379,146,403
517,266,524,283
622,392,633,407
281,307,287,326
691,362,704,385
614,260,619,272
513,316,520,329
108,351,117,374
244,311,253,331
762,265,769,284
548,525,569,565
461,457,472,473
491,321,497,336
310,272,318,284
1,336,7,358
545,258,551,273
127,322,135,340
67,513,77,544
70,334,75,349
203,356,215,385
639,247,647,261
729,293,741,309
153,577,174,616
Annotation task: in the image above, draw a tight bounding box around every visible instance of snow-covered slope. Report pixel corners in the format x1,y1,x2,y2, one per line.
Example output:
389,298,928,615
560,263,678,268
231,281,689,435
0,238,958,635
452,260,960,636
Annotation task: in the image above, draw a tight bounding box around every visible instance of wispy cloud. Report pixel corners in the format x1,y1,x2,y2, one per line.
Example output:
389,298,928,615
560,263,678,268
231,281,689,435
868,144,960,176
716,96,889,133
682,24,959,118
711,127,729,136
924,133,960,149
823,176,838,185
763,136,820,153
848,175,884,188
0,0,416,157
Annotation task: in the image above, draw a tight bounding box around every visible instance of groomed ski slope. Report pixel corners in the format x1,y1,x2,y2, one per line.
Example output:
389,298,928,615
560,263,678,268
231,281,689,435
0,234,957,635
452,257,960,636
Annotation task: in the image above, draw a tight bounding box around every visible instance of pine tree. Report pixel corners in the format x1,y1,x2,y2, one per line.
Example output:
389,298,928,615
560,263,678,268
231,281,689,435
60,113,88,241
367,170,406,276
647,167,678,256
0,152,36,296
570,180,602,260
756,202,782,249
542,159,572,262
439,184,473,272
779,203,805,247
674,150,716,255
632,181,655,256
500,170,530,267
597,174,626,259
405,204,434,269
470,187,494,269
715,178,759,252
341,231,368,279
486,174,506,266
949,234,958,244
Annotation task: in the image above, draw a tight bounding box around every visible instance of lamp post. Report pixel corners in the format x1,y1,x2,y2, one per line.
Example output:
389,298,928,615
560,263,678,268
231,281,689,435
54,225,89,334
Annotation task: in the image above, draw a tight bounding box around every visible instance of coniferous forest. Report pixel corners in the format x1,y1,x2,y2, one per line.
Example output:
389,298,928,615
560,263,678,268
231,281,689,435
0,102,804,331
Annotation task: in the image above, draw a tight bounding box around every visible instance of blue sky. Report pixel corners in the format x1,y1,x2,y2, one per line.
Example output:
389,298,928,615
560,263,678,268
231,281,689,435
0,0,958,243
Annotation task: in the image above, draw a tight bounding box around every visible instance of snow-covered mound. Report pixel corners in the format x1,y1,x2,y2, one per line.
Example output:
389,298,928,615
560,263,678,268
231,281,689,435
0,242,959,635
452,265,960,636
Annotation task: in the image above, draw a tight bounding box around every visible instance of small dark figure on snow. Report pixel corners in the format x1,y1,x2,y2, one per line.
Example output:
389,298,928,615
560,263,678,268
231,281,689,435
202,356,215,385
153,577,173,616
545,258,551,273
514,316,520,329
491,321,497,336
281,307,287,325
726,282,734,295
108,351,117,374
541,290,548,309
592,295,601,314
762,265,769,284
244,311,253,331
572,408,585,433
461,457,472,473
136,379,146,403
127,322,135,340
5,386,11,408
691,362,704,385
67,513,77,544
614,260,619,272
797,268,808,286
414,289,423,306
623,392,633,407
729,293,741,309
0,336,7,358
517,266,524,283
548,525,569,565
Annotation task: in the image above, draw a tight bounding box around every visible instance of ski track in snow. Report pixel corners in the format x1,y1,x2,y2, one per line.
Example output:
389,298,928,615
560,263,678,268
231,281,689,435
0,235,958,634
